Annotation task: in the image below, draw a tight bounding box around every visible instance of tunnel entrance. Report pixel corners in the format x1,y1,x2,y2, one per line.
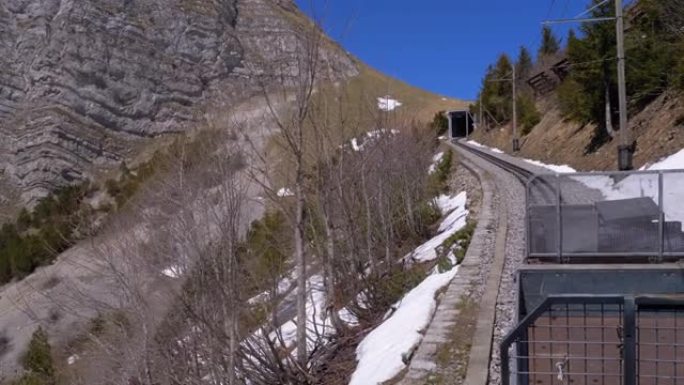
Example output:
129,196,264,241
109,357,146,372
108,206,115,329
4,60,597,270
448,110,475,138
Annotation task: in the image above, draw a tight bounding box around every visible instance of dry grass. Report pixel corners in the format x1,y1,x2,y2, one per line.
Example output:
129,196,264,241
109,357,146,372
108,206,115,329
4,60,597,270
432,296,479,385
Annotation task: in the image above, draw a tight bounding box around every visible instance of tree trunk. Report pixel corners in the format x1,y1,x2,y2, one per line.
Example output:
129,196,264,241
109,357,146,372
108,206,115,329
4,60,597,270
323,212,345,333
360,169,377,271
294,179,308,366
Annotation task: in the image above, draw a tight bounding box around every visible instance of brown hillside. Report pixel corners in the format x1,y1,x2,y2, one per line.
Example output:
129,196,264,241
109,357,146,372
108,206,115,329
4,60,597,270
471,91,684,171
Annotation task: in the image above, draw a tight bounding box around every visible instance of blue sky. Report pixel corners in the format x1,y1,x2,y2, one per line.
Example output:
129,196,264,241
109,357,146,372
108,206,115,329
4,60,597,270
295,0,591,101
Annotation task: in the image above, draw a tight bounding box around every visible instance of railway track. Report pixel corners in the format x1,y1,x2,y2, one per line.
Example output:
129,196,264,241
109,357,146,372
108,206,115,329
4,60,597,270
451,140,533,182
450,139,559,205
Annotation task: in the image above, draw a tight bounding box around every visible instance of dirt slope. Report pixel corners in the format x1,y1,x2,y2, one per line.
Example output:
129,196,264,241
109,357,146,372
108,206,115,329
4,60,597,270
471,91,684,171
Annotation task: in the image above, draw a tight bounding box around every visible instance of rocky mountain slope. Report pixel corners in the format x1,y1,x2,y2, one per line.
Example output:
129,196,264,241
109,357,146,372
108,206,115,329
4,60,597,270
0,0,360,207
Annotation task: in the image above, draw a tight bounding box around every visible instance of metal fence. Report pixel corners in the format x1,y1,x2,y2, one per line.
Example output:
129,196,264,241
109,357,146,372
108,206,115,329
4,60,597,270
526,170,684,262
501,295,684,385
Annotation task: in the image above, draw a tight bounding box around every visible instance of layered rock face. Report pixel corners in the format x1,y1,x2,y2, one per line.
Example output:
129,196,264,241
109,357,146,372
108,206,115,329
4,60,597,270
0,0,357,204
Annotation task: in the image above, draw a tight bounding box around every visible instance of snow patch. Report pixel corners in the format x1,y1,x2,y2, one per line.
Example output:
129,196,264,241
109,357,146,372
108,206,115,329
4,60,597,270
348,129,400,152
162,265,183,278
67,354,79,365
247,274,294,305
405,192,468,263
522,158,577,174
642,148,684,171
378,96,402,111
277,188,294,197
349,266,459,385
467,140,506,154
428,152,445,174
466,140,484,148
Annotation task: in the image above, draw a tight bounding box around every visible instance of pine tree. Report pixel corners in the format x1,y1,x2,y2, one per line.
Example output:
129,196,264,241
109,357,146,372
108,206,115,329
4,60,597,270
539,26,560,59
21,327,55,383
516,46,534,83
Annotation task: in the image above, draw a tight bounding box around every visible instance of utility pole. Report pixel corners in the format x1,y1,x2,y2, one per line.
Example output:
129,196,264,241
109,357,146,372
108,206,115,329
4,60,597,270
479,94,484,131
543,0,633,170
465,111,470,139
512,62,520,152
615,0,632,170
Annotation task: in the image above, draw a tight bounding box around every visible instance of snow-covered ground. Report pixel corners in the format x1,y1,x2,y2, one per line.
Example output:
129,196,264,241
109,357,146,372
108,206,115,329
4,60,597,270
161,264,184,278
348,265,458,385
270,275,334,352
378,96,402,112
277,187,294,197
247,273,294,305
405,192,468,263
522,158,576,173
428,151,445,174
468,140,504,154
347,129,400,152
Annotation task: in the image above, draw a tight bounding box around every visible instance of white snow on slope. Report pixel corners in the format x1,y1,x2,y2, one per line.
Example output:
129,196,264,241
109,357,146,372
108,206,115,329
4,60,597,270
467,140,505,154
522,158,577,173
348,266,458,385
428,151,445,174
273,275,333,352
378,96,402,111
405,192,468,263
348,129,400,152
642,148,684,171
162,265,183,278
247,274,294,305
277,188,294,197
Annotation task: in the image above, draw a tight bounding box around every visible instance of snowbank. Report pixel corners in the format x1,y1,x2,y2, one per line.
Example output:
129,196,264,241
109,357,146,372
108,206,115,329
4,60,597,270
405,192,468,263
162,265,183,278
642,148,684,171
349,266,458,385
378,96,402,111
467,140,505,154
277,188,294,197
272,275,333,352
522,158,577,174
428,151,445,174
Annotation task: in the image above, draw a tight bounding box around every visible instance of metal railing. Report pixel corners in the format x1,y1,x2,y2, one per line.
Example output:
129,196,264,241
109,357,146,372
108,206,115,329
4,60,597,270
501,295,684,385
526,170,684,262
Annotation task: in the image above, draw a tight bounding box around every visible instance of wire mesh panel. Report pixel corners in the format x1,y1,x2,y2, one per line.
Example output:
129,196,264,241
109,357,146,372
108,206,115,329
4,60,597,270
504,296,684,385
527,174,560,256
527,170,684,262
566,173,660,257
662,171,684,255
637,304,684,385
516,303,624,385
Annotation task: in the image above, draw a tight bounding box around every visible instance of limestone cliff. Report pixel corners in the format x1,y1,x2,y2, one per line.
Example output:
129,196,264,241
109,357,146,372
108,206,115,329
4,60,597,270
0,0,358,205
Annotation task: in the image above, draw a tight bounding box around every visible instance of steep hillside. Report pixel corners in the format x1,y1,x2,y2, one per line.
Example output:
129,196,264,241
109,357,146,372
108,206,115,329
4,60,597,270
0,0,464,214
471,91,684,171
0,0,355,208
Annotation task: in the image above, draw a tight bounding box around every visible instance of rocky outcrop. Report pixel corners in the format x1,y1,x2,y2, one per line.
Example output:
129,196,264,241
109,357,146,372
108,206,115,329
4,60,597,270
0,0,358,204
